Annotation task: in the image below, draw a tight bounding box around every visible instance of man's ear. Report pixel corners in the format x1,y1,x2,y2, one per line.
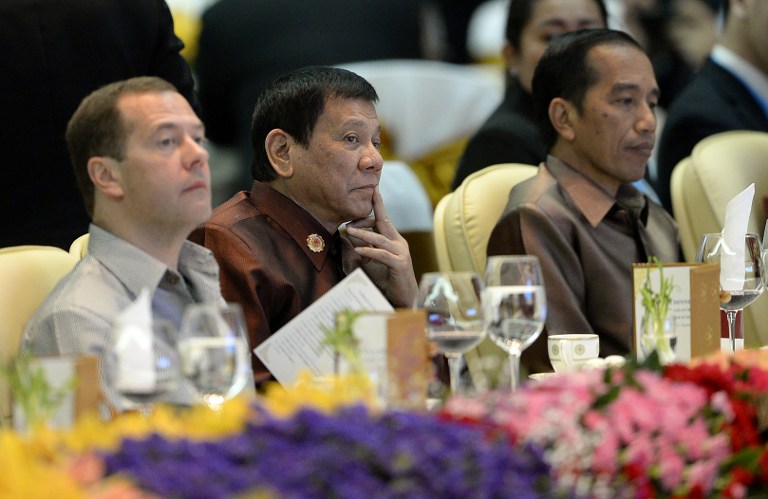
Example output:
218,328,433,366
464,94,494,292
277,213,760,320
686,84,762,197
265,129,295,178
548,97,577,142
87,157,124,200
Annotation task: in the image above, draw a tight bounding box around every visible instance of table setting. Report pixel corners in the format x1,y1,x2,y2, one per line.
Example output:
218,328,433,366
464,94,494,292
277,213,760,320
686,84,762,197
6,183,768,496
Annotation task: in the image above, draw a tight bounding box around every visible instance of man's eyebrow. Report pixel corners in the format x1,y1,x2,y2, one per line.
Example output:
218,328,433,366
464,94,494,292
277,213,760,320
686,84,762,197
536,17,599,29
611,83,661,99
151,121,206,134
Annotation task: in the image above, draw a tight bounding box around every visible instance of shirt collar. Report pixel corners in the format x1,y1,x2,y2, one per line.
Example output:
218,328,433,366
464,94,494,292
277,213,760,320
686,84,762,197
87,224,221,301
249,181,338,272
545,155,647,228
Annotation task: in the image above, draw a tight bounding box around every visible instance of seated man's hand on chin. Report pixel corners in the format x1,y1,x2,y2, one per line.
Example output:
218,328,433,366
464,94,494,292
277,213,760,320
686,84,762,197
345,187,417,308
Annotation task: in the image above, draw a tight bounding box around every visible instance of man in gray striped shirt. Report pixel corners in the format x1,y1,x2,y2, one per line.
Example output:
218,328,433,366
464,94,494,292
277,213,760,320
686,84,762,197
22,77,230,409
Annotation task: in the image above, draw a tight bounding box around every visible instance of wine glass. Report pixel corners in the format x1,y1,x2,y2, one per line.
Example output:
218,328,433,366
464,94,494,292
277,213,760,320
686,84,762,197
482,255,547,391
414,272,485,395
101,319,181,414
178,303,250,410
695,232,765,353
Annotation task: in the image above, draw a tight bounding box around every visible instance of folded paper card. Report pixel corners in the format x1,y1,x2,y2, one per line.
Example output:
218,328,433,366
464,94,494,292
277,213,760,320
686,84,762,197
721,183,754,290
111,288,155,393
633,263,720,362
13,355,104,431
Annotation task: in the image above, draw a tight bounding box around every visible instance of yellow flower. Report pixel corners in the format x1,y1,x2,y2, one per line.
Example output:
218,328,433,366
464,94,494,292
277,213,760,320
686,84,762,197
261,371,379,418
0,430,83,498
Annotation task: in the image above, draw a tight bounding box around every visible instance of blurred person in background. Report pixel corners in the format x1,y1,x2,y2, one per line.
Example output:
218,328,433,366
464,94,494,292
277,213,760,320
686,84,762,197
451,0,608,189
656,0,768,212
665,0,722,72
0,0,198,249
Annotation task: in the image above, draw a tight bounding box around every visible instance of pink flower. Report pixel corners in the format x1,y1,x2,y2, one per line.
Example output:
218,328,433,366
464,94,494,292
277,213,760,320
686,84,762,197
592,428,620,475
658,442,685,490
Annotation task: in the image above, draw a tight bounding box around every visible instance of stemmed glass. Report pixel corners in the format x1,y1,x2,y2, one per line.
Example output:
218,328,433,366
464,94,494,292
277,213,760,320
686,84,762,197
101,319,180,414
482,255,547,391
178,303,250,410
414,272,485,395
695,232,765,353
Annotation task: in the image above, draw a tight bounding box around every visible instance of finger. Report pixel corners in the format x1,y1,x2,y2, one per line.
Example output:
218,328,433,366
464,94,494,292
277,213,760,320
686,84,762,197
346,217,376,230
354,244,409,270
371,187,396,232
347,225,404,252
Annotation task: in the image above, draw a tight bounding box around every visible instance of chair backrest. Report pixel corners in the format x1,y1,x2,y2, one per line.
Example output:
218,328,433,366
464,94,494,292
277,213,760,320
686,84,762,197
434,163,538,274
670,156,703,262
69,233,89,258
670,130,768,345
432,163,537,390
0,246,78,423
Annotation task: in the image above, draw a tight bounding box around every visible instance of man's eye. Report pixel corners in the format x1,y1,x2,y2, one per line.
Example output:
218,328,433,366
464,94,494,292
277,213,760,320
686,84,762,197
345,135,360,144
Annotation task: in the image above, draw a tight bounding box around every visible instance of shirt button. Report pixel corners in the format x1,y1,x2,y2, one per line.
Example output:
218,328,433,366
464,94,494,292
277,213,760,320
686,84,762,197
166,274,180,285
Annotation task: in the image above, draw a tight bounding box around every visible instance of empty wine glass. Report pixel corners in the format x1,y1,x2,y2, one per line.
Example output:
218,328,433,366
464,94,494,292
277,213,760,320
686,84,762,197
414,272,485,394
695,232,765,353
178,303,250,410
483,255,547,391
101,319,180,414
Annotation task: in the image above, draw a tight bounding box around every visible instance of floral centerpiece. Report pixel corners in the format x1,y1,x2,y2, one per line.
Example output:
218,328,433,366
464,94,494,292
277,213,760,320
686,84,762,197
442,350,768,498
7,350,768,497
0,375,551,498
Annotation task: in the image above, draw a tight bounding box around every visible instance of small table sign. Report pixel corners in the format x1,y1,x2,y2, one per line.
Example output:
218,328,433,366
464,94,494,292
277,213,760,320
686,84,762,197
632,262,721,362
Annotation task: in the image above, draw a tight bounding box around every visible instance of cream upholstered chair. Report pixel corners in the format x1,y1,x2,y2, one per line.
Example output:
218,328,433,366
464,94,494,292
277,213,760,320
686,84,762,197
670,130,768,346
0,246,78,424
69,233,89,258
433,163,538,388
434,163,538,274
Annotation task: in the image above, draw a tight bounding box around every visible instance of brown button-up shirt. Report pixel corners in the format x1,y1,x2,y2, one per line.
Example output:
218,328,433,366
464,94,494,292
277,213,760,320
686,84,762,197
487,156,681,372
190,181,362,382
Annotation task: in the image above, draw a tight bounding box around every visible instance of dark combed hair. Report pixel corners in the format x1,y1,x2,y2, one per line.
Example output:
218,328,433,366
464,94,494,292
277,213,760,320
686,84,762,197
505,0,609,51
250,66,379,182
531,29,643,150
65,76,178,218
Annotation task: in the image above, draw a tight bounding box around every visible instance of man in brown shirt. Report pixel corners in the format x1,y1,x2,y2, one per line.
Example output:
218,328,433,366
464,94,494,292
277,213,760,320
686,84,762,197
191,66,417,383
487,29,680,373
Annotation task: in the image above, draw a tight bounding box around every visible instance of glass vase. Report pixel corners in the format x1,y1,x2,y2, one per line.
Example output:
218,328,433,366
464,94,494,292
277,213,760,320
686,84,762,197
640,313,677,365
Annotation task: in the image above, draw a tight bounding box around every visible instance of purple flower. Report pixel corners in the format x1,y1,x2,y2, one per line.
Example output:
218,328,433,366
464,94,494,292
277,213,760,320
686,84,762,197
102,404,551,498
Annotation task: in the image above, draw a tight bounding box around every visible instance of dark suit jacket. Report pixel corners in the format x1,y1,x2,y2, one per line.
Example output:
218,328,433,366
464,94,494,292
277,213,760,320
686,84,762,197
0,0,197,248
451,76,546,190
195,0,425,186
656,58,768,211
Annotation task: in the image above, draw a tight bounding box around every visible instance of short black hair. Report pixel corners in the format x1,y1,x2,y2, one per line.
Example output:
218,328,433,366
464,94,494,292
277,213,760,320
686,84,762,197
250,66,379,181
532,29,644,150
505,0,609,51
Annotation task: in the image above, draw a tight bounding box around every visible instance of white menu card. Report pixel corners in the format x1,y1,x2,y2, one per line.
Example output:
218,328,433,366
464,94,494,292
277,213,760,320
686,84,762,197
254,268,394,385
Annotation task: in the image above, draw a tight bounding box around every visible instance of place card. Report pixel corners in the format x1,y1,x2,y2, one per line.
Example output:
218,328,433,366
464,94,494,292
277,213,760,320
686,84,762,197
351,310,430,410
632,263,721,362
13,355,105,431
